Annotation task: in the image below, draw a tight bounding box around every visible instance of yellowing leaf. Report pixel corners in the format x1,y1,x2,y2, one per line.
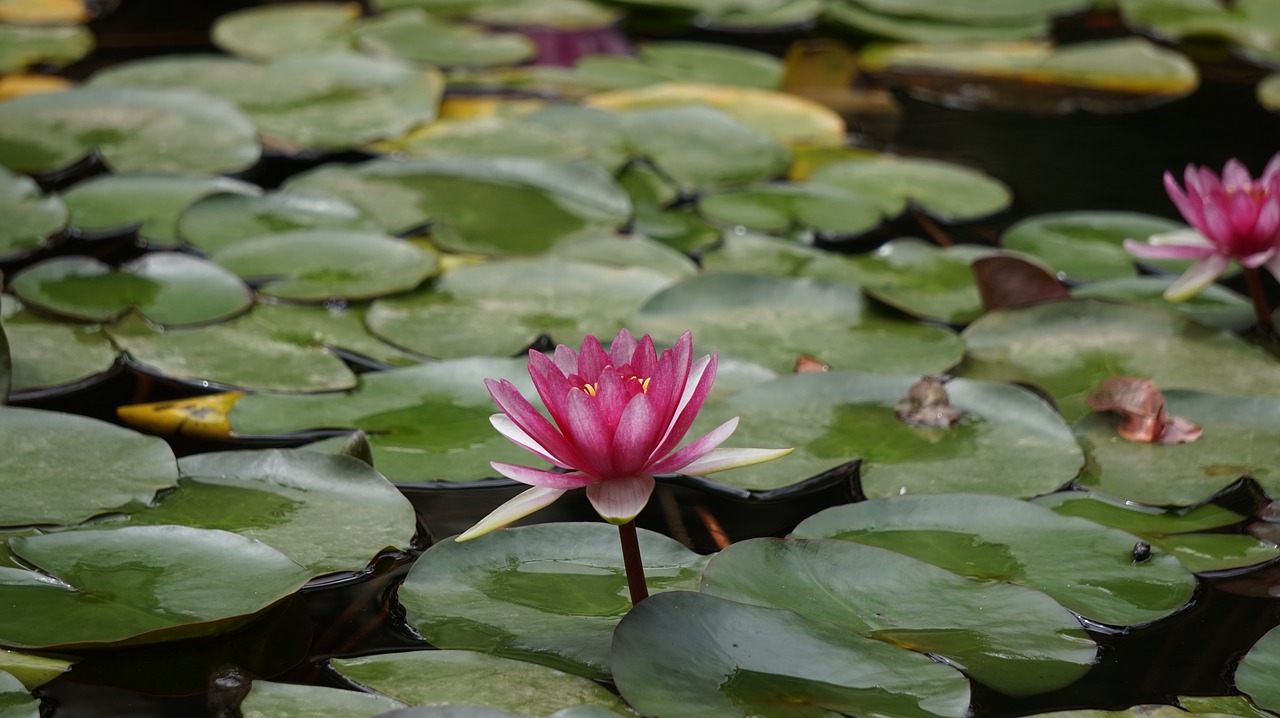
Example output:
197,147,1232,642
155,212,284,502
117,392,244,439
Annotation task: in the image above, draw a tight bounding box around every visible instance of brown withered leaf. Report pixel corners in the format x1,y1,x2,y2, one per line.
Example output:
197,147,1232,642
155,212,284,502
794,354,830,373
1085,376,1202,444
973,255,1069,313
895,375,965,428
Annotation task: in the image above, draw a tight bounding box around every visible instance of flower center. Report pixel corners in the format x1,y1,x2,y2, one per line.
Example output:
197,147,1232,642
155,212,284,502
580,374,651,397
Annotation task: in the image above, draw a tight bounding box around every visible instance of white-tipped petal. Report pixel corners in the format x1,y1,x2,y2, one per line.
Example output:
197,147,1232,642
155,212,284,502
489,414,562,467
585,475,656,525
1147,229,1215,248
1163,254,1231,302
455,486,565,542
676,447,794,476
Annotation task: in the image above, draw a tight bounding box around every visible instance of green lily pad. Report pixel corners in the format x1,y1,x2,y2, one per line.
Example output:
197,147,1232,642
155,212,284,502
699,231,865,285
703,537,1096,695
847,0,1092,24
1119,0,1280,62
685,371,1081,494
824,0,1051,42
0,650,70,690
0,21,92,72
61,173,259,244
1072,276,1254,331
957,299,1280,421
106,312,358,393
632,272,964,375
285,157,630,254
354,10,536,68
0,295,117,398
1178,695,1280,718
465,0,621,29
229,357,541,484
399,523,709,678
240,680,407,718
0,525,310,650
210,229,439,302
576,41,784,91
1236,624,1280,714
807,154,1012,223
1036,491,1280,573
792,493,1196,626
0,164,66,259
333,651,631,716
177,190,380,255
547,231,699,279
0,86,260,175
698,181,883,239
0,669,36,718
367,257,675,359
612,590,971,718
11,253,252,326
89,53,443,152
0,318,7,403
1000,211,1189,281
1072,390,1280,506
0,405,178,527
249,302,424,368
211,2,360,60
379,117,601,166
842,239,999,324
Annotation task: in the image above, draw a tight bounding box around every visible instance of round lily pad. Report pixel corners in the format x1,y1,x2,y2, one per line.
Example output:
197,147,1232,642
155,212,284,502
61,173,260,244
367,257,675,359
824,0,1049,42
0,669,37,717
210,229,439,302
0,525,311,650
698,181,883,239
699,231,865,285
1235,624,1280,714
0,295,118,398
284,157,631,254
619,105,791,192
0,405,178,527
792,493,1196,626
1072,276,1253,331
240,680,406,718
0,649,70,690
851,0,1091,24
354,10,536,69
11,253,252,326
247,302,424,368
611,590,972,718
211,2,360,60
333,651,631,716
576,41,784,91
632,272,965,375
399,523,709,678
547,231,698,280
957,299,1280,421
1000,211,1189,282
0,22,92,72
0,86,260,176
808,155,1012,223
177,190,379,255
702,537,1097,696
377,117,600,166
0,165,66,259
842,238,999,324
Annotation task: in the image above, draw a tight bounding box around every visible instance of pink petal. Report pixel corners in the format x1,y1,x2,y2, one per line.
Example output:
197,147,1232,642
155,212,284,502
1164,172,1205,233
1241,248,1277,269
676,446,795,476
585,475,655,524
1222,158,1251,189
527,352,576,431
1124,238,1215,261
578,334,610,381
490,414,565,467
649,353,716,461
594,369,629,432
1262,153,1280,184
455,486,565,541
486,379,582,468
1254,200,1280,241
563,386,614,477
1164,254,1231,301
608,328,638,367
650,416,737,474
630,333,658,379
611,391,661,476
1200,201,1234,245
553,344,578,375
1227,189,1260,239
490,462,595,489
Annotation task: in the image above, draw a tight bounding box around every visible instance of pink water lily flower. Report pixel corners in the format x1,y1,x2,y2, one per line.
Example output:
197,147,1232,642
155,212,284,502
1124,155,1280,301
457,329,792,541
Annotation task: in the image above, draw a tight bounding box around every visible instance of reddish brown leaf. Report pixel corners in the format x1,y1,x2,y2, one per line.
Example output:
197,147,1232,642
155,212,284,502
1085,376,1202,445
973,255,1069,312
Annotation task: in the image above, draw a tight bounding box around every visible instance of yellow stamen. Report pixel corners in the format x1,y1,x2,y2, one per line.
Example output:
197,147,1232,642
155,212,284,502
583,383,598,396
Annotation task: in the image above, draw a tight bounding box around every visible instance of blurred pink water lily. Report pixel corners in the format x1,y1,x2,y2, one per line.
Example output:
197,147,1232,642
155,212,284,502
457,329,792,541
1124,155,1280,301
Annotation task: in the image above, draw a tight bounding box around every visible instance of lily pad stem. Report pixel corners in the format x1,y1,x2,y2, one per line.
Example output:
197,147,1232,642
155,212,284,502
1243,266,1274,334
911,209,954,248
618,520,649,605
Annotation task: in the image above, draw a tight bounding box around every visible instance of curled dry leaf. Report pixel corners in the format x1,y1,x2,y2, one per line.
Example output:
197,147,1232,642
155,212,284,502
1085,376,1202,445
895,375,965,428
794,354,830,373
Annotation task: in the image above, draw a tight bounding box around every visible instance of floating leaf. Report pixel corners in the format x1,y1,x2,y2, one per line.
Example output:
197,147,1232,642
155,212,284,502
0,86,260,175
0,405,178,527
824,0,1050,42
808,155,1012,223
240,680,406,718
379,117,599,166
1000,211,1189,281
0,22,92,72
333,651,631,715
844,0,1092,25
211,2,360,60
11,254,252,326
116,391,244,440
792,493,1196,626
1236,624,1280,714
1072,276,1253,331
547,231,698,279
576,41,784,91
354,9,536,68
0,669,37,718
618,106,791,192
61,173,259,244
0,166,64,260
698,181,882,239
1119,0,1280,62
0,0,89,24
702,537,1096,695
177,190,379,255
0,526,310,650
0,317,8,403
699,231,865,284
632,273,964,375
0,295,117,398
958,299,1280,421
1260,72,1280,112
612,591,971,718
399,523,708,678
842,239,999,324
0,650,69,690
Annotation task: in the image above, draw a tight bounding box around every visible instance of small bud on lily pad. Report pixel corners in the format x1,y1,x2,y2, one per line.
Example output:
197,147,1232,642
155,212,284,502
895,375,965,428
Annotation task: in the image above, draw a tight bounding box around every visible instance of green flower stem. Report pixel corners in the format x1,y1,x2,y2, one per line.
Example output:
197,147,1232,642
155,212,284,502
1243,266,1275,334
618,520,649,605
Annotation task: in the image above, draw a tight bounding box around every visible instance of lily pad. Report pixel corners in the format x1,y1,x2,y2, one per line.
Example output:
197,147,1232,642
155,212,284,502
354,10,536,69
11,254,252,326
333,651,631,716
177,190,379,255
824,0,1051,42
683,371,1081,494
576,41,784,91
465,0,622,29
0,318,8,403
240,681,407,718
844,0,1092,24
1000,211,1189,281
957,299,1280,421
698,181,882,239
1259,72,1280,112
106,312,358,393
1036,491,1280,573
0,86,260,175
0,669,36,718
702,537,1097,695
246,302,424,368
842,239,999,324
0,405,178,527
367,257,675,359
547,231,698,279
1072,276,1254,331
229,357,542,484
284,157,630,254
399,523,708,678
0,650,70,690
807,154,1012,223
0,166,65,259
0,21,92,72
0,295,117,398
0,525,310,650
792,493,1196,626
699,231,866,284
377,117,600,166
61,173,260,244
211,2,360,60
210,229,439,302
1235,625,1280,715
1119,0,1280,62
1072,390,1280,506
631,272,964,375
618,106,791,192
612,590,971,718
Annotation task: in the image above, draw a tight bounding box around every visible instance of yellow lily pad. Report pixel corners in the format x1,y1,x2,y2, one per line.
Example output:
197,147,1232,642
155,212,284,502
116,392,245,440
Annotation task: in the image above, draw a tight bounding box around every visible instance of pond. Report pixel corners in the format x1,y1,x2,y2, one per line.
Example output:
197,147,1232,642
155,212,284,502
1,1,1280,717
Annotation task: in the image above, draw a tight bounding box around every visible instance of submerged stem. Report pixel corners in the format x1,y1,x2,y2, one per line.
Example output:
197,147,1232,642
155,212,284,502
617,520,649,605
1243,266,1275,334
